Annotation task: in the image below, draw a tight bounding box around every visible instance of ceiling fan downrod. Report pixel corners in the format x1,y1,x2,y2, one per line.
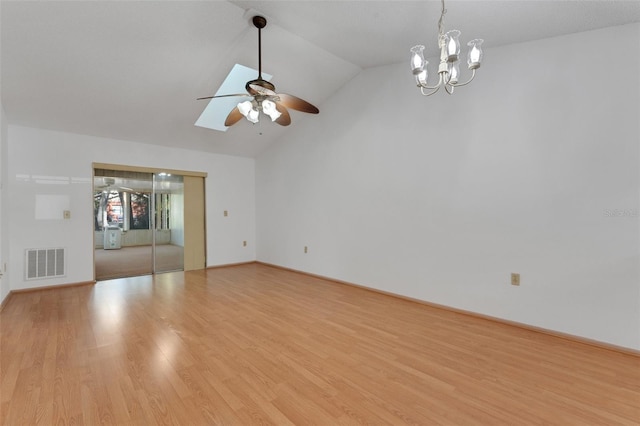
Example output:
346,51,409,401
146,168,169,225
246,16,275,95
253,16,267,81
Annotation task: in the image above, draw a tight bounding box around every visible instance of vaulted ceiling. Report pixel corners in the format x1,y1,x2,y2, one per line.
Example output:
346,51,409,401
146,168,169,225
2,1,639,157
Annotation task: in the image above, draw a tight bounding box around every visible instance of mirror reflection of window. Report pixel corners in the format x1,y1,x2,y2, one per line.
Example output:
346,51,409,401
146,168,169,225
93,190,125,231
106,192,123,226
130,193,150,230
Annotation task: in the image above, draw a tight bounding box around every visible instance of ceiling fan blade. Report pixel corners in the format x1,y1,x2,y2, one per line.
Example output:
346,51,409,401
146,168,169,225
249,84,277,97
277,93,319,114
197,93,250,101
274,103,291,126
224,106,244,127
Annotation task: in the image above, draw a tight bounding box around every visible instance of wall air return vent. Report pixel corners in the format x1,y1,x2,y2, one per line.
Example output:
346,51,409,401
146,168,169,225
25,248,65,280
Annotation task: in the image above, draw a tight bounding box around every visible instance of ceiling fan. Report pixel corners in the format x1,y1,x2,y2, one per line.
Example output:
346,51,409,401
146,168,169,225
198,15,319,127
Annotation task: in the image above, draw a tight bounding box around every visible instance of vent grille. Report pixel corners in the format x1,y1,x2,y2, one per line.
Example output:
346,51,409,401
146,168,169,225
25,248,65,280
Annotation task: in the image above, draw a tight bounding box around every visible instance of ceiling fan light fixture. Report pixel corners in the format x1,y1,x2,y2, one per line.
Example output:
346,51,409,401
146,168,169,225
247,108,260,123
238,100,260,123
262,99,281,121
238,100,253,116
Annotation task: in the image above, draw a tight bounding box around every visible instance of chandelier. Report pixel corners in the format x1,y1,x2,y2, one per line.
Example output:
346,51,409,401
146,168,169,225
410,0,484,96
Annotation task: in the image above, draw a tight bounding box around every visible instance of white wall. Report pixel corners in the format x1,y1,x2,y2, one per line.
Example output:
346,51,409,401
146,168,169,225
256,24,640,350
0,1,8,304
0,104,9,305
7,125,256,290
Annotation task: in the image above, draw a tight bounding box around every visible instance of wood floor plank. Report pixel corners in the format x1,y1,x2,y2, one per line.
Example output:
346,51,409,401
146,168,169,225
1,263,639,425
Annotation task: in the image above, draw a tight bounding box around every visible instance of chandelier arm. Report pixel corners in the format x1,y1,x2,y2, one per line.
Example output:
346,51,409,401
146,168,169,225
418,81,442,90
419,73,444,94
442,70,457,93
420,85,442,96
444,83,454,95
443,69,451,85
449,69,477,88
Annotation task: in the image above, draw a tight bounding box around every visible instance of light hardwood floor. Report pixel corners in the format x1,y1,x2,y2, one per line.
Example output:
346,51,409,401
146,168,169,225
1,264,638,425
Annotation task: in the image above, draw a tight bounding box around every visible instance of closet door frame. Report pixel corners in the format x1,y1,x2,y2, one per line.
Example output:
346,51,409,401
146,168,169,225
92,163,207,279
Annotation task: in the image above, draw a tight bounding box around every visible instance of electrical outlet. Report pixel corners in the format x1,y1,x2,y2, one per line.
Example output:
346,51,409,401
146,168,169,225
63,210,71,219
511,273,520,286
223,210,228,217
304,246,308,254
243,240,247,247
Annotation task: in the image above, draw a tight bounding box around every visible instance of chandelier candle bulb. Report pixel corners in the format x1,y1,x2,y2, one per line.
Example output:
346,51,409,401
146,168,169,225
416,69,428,87
410,45,426,75
467,39,484,69
445,30,461,62
448,62,460,84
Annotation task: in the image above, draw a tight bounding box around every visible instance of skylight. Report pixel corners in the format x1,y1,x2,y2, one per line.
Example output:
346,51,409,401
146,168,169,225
195,64,272,132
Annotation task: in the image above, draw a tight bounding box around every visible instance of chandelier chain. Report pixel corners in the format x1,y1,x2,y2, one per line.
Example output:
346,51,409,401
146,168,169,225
437,0,447,37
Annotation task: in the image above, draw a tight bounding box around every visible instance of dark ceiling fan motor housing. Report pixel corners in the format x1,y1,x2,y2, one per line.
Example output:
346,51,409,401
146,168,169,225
246,79,275,95
252,15,267,29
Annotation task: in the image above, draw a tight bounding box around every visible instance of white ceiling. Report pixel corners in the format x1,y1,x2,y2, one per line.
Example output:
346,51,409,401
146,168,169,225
2,1,639,157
